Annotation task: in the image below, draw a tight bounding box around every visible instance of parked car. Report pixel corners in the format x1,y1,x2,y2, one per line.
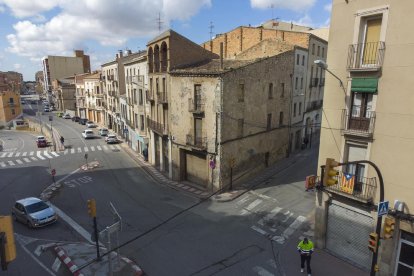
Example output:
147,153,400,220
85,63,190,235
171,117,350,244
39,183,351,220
43,107,50,112
105,134,118,144
86,121,97,128
71,116,80,122
36,136,47,148
98,128,109,136
79,118,88,125
12,197,58,228
62,114,71,119
82,129,94,139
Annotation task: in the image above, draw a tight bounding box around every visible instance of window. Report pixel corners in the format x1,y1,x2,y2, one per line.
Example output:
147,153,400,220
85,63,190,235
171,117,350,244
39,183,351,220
9,98,14,103
280,82,285,97
293,103,297,117
302,55,305,66
237,119,244,137
194,118,203,141
279,112,284,126
162,77,166,94
156,78,159,94
296,54,300,65
317,45,320,56
295,77,298,89
140,115,145,131
135,113,138,129
139,89,143,105
300,77,303,89
322,47,325,58
299,102,302,115
312,44,315,55
238,83,245,102
268,83,273,99
194,84,202,104
267,113,272,131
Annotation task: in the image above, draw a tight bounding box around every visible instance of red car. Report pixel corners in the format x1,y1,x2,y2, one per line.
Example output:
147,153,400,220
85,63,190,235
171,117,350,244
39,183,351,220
36,136,47,148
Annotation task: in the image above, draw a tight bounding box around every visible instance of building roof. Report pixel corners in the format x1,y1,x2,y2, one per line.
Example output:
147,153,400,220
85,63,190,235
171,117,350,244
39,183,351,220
84,71,101,80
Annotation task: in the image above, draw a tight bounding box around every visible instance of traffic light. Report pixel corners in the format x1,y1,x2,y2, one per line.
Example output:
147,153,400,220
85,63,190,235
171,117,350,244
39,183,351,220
368,232,378,253
323,158,339,186
0,216,16,269
87,199,96,218
383,216,395,239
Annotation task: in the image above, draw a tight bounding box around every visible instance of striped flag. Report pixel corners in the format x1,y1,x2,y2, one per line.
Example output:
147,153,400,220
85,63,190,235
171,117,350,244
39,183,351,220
340,173,355,194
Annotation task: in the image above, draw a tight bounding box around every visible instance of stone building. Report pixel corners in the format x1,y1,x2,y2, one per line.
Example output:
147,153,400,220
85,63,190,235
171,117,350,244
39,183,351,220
316,0,414,275
51,77,76,112
0,91,22,127
0,71,24,93
169,50,295,190
75,73,89,119
84,72,104,124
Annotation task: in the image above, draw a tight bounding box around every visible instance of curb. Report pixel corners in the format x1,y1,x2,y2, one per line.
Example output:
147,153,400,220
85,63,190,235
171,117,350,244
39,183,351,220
54,246,84,276
121,257,144,276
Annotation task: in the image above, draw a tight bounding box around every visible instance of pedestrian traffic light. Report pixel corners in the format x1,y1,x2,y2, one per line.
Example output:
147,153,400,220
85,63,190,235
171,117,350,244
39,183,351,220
323,158,339,186
383,216,395,239
368,232,378,253
0,216,16,269
87,199,96,218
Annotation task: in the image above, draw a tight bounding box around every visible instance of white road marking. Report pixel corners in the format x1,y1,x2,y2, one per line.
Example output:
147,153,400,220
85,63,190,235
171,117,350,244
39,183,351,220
43,151,53,159
36,151,45,160
237,195,251,205
31,157,38,161
84,146,89,152
90,146,95,151
109,145,115,150
281,210,293,223
258,207,282,226
29,151,34,156
252,266,274,276
245,199,263,212
7,152,13,157
22,152,27,156
281,216,307,239
23,158,31,163
15,152,21,157
103,145,109,150
0,153,6,158
251,225,269,236
77,147,82,153
16,159,23,165
8,161,15,166
51,152,59,157
51,258,61,272
71,148,75,154
0,162,5,167
115,145,121,150
64,149,68,155
96,145,102,151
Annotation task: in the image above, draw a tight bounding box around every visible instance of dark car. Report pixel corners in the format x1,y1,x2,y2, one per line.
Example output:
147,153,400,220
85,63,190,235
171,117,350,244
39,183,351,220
72,116,80,122
79,118,88,125
36,136,47,148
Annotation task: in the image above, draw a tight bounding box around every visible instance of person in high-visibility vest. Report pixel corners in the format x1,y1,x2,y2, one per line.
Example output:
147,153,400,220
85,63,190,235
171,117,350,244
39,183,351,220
297,237,314,276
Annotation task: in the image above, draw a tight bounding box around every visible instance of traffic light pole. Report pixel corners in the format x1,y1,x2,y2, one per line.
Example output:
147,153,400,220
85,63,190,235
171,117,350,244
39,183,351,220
93,217,100,261
335,160,384,276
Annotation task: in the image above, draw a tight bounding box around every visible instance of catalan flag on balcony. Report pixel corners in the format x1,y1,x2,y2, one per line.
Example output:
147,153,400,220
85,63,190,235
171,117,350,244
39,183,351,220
340,173,355,194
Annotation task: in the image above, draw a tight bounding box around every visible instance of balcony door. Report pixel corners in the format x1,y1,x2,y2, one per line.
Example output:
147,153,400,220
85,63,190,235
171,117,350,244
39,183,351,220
362,18,382,66
194,118,202,146
349,92,372,131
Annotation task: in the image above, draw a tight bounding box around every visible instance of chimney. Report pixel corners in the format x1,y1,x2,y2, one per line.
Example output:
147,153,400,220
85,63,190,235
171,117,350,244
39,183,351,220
220,42,224,70
119,50,123,58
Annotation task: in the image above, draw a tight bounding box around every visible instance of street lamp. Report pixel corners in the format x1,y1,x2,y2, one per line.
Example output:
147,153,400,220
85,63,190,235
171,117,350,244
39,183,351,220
314,60,346,95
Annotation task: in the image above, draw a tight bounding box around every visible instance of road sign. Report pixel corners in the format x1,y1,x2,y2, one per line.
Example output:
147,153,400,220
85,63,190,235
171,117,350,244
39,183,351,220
51,169,56,176
378,201,389,217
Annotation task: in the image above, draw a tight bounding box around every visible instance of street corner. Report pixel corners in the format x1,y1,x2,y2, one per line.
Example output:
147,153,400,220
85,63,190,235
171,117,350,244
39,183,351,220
211,189,247,202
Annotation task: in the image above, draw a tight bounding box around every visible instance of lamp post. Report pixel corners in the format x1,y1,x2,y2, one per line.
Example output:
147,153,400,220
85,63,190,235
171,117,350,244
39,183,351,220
314,60,347,95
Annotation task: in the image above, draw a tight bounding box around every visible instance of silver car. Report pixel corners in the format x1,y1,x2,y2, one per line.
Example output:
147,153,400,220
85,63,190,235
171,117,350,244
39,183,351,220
12,197,58,228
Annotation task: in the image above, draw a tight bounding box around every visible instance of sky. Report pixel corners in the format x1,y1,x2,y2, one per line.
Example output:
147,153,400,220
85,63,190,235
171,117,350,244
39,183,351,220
0,0,332,81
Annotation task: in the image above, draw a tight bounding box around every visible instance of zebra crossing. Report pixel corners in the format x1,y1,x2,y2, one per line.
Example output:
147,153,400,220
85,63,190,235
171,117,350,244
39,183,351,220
0,144,122,169
236,193,309,245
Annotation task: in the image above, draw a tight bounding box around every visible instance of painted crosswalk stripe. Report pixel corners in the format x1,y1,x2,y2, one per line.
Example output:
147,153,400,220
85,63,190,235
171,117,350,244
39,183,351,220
109,145,115,150
29,151,34,156
103,145,109,150
8,161,15,166
0,153,6,158
7,152,13,157
90,146,95,151
36,151,45,160
240,199,263,216
251,225,269,236
22,152,27,156
64,149,68,155
0,162,5,167
281,216,307,239
31,157,38,161
23,158,31,163
258,207,282,226
71,148,75,154
96,146,102,151
77,147,82,153
15,152,21,157
84,147,89,152
115,145,121,150
51,152,59,157
252,266,274,276
16,159,23,165
43,151,53,159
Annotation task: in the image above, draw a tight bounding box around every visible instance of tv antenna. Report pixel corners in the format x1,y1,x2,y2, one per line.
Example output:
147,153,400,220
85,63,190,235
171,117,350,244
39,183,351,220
209,21,214,40
157,12,163,33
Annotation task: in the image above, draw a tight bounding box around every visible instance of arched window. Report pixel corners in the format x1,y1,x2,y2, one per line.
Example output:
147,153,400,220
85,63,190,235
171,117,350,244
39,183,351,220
161,42,168,72
154,44,160,73
148,47,153,73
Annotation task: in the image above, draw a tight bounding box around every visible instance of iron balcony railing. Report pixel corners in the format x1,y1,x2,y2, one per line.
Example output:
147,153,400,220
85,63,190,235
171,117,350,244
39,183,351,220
157,93,168,104
324,171,377,203
147,118,168,136
319,78,325,87
347,41,385,71
306,100,323,112
309,78,319,88
146,90,155,102
188,98,205,113
341,107,376,137
186,134,207,150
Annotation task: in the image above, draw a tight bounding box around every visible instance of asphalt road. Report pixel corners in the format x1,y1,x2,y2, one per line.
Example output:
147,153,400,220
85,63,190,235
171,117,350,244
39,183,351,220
1,103,321,276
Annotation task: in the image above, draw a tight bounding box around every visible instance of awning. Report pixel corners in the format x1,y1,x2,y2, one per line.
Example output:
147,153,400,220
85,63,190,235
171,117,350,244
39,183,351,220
351,78,378,93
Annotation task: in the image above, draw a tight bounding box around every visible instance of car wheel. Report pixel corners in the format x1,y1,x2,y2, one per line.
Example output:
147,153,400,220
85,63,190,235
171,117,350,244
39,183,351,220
27,220,33,228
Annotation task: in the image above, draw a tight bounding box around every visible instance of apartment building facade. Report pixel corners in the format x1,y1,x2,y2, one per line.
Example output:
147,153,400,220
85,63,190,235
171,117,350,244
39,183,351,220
0,91,22,126
84,72,104,124
316,1,414,275
51,77,76,112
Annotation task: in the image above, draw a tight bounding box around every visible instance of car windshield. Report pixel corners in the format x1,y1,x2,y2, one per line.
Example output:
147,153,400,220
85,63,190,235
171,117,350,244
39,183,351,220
25,201,49,213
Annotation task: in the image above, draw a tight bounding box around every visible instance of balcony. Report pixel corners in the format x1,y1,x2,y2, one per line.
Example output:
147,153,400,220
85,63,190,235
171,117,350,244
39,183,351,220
306,100,323,112
147,118,168,136
107,75,114,81
77,102,86,108
186,134,207,151
132,75,145,87
309,78,319,88
341,108,376,138
324,171,377,203
319,78,325,87
146,90,155,102
95,93,104,98
157,93,168,105
188,98,205,114
347,41,385,71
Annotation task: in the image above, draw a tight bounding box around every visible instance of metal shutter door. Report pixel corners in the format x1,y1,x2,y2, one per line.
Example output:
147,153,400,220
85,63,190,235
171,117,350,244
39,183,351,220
326,202,373,270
